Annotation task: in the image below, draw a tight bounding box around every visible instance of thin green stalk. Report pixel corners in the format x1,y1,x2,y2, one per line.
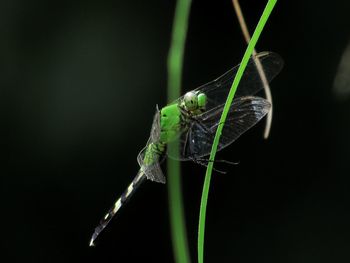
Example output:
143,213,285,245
232,0,274,139
197,1,278,263
167,1,192,263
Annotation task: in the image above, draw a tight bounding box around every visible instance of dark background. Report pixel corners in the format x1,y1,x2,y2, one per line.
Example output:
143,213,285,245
1,0,350,262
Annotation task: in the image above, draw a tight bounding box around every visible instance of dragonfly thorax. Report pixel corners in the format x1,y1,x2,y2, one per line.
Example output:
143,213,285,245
159,104,182,143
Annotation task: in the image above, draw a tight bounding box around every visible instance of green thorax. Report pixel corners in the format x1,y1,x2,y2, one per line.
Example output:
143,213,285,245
142,92,207,167
159,103,183,144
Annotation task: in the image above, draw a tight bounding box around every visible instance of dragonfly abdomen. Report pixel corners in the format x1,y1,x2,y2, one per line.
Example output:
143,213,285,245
89,170,146,246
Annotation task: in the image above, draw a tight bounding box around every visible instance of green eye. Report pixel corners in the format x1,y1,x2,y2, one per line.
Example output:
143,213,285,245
197,93,207,109
184,91,198,110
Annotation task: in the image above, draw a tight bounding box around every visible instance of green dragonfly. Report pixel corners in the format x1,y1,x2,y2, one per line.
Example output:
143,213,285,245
89,51,283,246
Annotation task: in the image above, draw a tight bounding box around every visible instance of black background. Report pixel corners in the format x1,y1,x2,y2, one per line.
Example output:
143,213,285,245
1,0,350,262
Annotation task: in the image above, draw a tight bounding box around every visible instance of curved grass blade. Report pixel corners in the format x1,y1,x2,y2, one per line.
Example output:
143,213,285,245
197,1,278,262
232,0,274,139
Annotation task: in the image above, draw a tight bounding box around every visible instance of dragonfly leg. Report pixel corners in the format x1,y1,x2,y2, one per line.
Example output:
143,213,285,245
197,158,240,165
189,156,227,174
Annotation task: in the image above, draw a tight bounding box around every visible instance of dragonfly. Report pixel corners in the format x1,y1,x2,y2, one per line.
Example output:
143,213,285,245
89,51,283,246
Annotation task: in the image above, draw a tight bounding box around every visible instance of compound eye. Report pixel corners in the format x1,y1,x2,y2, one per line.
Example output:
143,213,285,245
197,92,207,109
184,91,198,111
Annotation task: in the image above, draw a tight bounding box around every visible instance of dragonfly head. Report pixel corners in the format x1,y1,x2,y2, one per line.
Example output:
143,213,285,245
183,91,207,112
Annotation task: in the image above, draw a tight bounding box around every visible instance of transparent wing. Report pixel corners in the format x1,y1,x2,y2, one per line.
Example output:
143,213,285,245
150,105,161,142
166,52,282,160
137,143,165,184
166,129,191,161
172,96,271,160
173,51,283,112
137,107,166,184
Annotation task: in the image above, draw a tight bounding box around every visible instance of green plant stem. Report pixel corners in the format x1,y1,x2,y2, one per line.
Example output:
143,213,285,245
167,0,192,263
197,1,277,263
232,0,274,139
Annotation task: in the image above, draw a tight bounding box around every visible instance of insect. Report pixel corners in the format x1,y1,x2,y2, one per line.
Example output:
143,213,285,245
89,51,283,246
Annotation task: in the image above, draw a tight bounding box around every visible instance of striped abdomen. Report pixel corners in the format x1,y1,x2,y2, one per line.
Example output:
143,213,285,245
89,170,146,246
